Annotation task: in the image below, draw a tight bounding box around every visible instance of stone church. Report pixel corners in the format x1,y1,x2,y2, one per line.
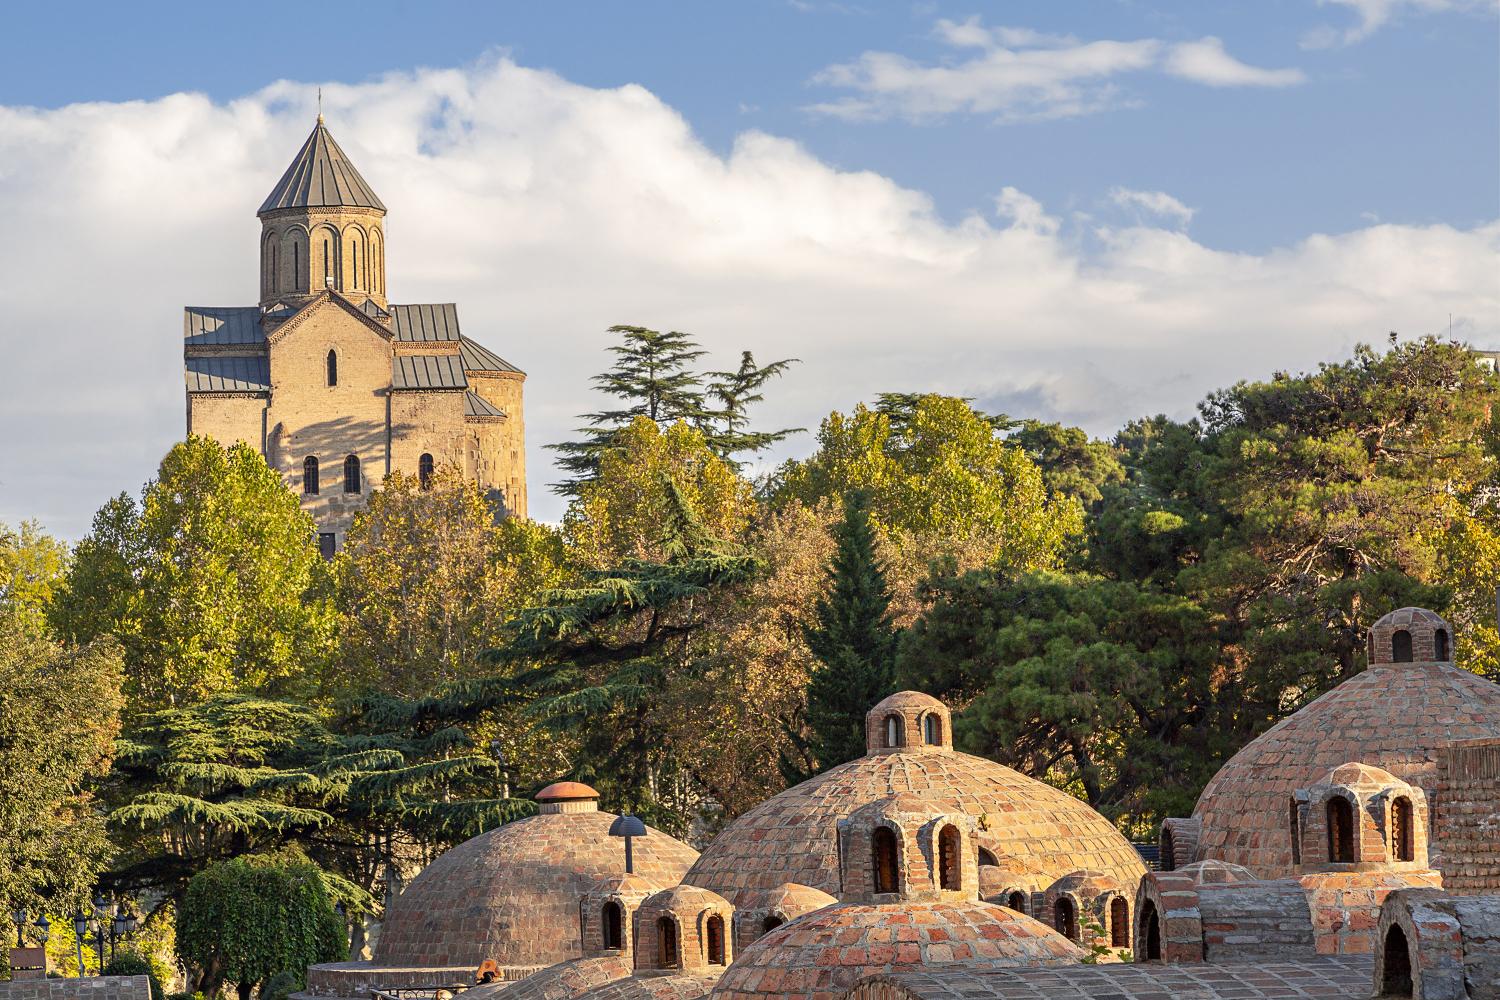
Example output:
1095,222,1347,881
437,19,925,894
182,116,526,554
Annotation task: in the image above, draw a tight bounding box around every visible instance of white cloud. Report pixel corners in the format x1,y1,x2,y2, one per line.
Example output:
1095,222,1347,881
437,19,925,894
808,19,1304,123
1109,188,1196,227
1302,0,1500,48
0,55,1496,537
1164,37,1306,88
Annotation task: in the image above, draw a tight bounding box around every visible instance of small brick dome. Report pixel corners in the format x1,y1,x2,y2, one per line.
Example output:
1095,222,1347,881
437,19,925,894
375,794,700,968
1368,608,1454,665
866,691,951,754
1185,630,1500,879
1172,860,1257,885
709,900,1083,1000
686,695,1145,909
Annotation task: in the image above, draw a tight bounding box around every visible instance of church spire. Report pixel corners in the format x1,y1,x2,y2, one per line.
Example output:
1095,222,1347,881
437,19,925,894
258,118,385,216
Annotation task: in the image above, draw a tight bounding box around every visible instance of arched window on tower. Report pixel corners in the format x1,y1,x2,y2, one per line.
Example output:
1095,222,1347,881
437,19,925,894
1109,897,1129,947
326,350,338,387
302,456,319,496
601,902,623,950
1391,629,1413,663
872,827,899,894
1391,797,1415,863
923,713,943,745
1435,629,1450,661
937,824,961,891
343,455,361,494
350,234,361,289
884,714,904,748
1327,797,1355,863
419,453,434,489
656,917,678,969
292,239,302,291
322,235,334,288
706,914,726,965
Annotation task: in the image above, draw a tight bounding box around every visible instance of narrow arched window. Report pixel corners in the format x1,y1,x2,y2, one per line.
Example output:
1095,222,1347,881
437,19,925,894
1382,925,1413,997
602,902,623,950
656,917,678,969
872,826,898,894
292,240,301,290
1327,797,1355,863
1140,900,1162,961
884,714,903,748
1435,629,1450,661
1054,898,1077,941
1006,892,1026,914
272,244,279,291
344,455,361,494
419,453,434,489
302,456,319,496
323,237,333,287
1392,629,1413,663
1161,829,1176,871
760,915,783,935
1289,798,1302,866
327,349,338,387
923,713,942,745
706,914,726,965
1391,797,1415,863
1109,897,1129,947
937,824,961,891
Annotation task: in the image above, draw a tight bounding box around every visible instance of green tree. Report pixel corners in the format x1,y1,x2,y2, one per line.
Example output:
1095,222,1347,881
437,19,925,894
704,351,802,465
789,491,899,779
0,609,124,914
51,436,337,708
176,849,347,999
0,520,68,620
1005,420,1126,509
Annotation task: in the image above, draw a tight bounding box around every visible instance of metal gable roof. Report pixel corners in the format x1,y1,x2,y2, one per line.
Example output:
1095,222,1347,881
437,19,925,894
459,336,523,374
392,354,467,390
463,390,506,418
185,355,270,393
184,306,263,346
390,303,461,342
259,120,386,214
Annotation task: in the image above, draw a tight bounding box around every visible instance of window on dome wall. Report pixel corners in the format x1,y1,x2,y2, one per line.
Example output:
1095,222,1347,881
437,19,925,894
1327,797,1355,863
761,915,783,935
656,917,678,969
1381,925,1414,997
1289,798,1301,866
706,914,726,965
1391,629,1413,663
884,714,904,748
1391,797,1415,862
1054,898,1077,941
923,712,942,745
1109,897,1129,948
602,901,623,950
1435,629,1450,661
419,453,435,489
872,826,899,894
1140,900,1162,961
977,847,999,868
1006,892,1026,914
937,824,961,890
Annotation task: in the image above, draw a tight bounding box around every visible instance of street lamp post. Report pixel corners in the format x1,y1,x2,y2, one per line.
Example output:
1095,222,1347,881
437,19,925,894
11,907,27,948
92,896,108,971
71,910,89,977
34,914,50,946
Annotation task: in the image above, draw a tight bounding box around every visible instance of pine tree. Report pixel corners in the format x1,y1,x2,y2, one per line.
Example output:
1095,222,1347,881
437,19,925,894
794,490,899,777
704,352,801,466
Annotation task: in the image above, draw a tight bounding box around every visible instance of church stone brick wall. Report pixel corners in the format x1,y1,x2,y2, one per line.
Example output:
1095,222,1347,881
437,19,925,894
1435,738,1500,894
467,370,527,517
188,394,267,451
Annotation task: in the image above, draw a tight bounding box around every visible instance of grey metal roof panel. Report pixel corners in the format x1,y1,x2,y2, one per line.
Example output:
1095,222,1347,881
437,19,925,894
358,297,391,321
390,303,460,342
184,306,263,346
459,336,523,374
464,390,506,418
259,120,386,214
392,354,467,390
185,355,270,393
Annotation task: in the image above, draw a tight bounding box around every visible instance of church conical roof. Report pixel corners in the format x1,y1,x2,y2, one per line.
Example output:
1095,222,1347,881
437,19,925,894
258,118,386,214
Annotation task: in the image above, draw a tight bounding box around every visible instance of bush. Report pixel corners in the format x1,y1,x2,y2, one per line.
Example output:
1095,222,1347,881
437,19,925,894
103,952,164,1000
258,970,300,1000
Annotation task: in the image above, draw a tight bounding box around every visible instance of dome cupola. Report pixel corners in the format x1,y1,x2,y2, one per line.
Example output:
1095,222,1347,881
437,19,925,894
1367,607,1454,666
865,691,952,755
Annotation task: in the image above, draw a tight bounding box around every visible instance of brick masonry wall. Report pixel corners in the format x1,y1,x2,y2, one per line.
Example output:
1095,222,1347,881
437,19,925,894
0,977,150,1000
468,372,527,519
1435,738,1500,894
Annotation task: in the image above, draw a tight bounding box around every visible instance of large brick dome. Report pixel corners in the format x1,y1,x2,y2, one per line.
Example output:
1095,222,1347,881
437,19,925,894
1187,620,1500,878
709,901,1083,1000
684,693,1145,908
375,785,700,968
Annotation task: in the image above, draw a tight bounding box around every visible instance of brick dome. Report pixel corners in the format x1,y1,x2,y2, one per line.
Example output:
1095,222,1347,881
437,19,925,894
375,796,700,968
684,694,1145,908
1186,624,1500,878
709,900,1084,1000
1367,607,1454,664
574,975,722,1000
470,956,634,1000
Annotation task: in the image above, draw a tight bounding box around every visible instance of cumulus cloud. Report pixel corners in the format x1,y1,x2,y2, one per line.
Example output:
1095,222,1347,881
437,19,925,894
1109,188,1196,227
807,17,1305,123
0,55,1496,536
1302,0,1499,48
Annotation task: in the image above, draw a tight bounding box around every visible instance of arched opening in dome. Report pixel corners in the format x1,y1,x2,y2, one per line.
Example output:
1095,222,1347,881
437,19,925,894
1054,897,1077,941
1109,897,1129,947
326,349,338,386
937,824,961,890
1140,899,1162,961
1366,630,1376,663
1435,628,1450,661
761,915,783,935
1327,796,1355,863
922,712,943,745
303,456,319,496
977,847,999,868
1381,924,1413,997
602,901,623,950
883,714,904,748
706,913,726,965
1006,891,1026,915
656,916,679,969
419,453,434,489
1392,629,1413,663
872,826,899,894
1391,796,1415,863
1161,829,1176,871
1289,797,1301,867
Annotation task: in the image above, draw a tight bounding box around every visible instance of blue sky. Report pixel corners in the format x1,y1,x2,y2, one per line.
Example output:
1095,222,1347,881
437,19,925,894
0,1,1497,532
